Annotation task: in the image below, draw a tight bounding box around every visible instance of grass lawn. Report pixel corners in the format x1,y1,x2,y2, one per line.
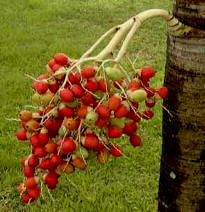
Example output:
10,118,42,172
0,0,172,211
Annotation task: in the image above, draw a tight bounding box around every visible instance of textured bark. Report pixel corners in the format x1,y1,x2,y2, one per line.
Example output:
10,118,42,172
158,0,205,211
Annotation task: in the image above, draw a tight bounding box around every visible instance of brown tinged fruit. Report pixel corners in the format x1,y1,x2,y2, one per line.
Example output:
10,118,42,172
19,110,32,122
57,162,74,174
64,118,79,130
45,143,58,154
77,105,88,118
72,156,87,170
25,120,40,132
97,150,109,164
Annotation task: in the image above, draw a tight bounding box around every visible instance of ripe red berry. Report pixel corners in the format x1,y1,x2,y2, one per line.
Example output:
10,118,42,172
27,187,40,199
60,137,76,154
98,78,108,92
38,132,50,146
127,111,141,122
49,80,59,93
145,98,156,108
28,155,39,168
157,87,168,99
34,81,49,94
39,158,54,170
108,126,122,138
81,66,96,78
59,88,74,102
45,173,58,189
68,72,81,84
16,129,27,141
70,84,84,98
96,105,110,119
23,166,34,177
82,134,99,150
25,177,38,189
21,192,35,204
84,79,98,92
48,58,56,68
52,64,62,72
109,145,123,157
30,135,40,148
50,154,63,166
34,147,47,158
108,94,121,111
123,121,138,135
82,93,97,106
44,118,58,131
130,134,141,147
54,53,68,66
95,117,108,128
140,66,155,81
59,104,74,117
128,79,141,91
142,110,154,120
114,104,129,118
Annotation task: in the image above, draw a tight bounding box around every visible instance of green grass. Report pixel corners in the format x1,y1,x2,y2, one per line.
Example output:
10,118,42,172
0,0,172,211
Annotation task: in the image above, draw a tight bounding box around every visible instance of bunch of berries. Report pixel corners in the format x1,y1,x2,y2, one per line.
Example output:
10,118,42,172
16,53,168,203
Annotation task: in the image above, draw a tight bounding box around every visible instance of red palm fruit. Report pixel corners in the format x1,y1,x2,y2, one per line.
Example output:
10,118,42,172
96,105,110,119
27,187,40,199
59,88,73,102
16,129,27,141
34,81,49,94
93,142,106,153
142,110,154,120
39,158,54,170
64,118,79,130
77,105,88,118
57,162,74,174
68,72,81,84
114,103,129,118
109,145,123,157
25,120,40,132
45,173,58,189
44,118,58,131
54,53,68,66
113,79,126,89
21,192,35,204
127,111,141,122
30,135,40,147
82,93,97,106
48,58,56,68
123,121,138,135
81,66,96,78
130,134,141,147
81,133,99,150
49,80,59,93
25,177,39,189
28,155,39,168
145,98,156,108
17,183,24,193
34,147,47,158
98,78,108,92
60,137,76,154
97,150,109,164
71,84,84,98
23,166,34,177
108,94,121,111
45,143,58,154
51,154,63,166
140,66,155,81
84,79,98,92
72,156,86,170
19,110,32,122
95,117,108,128
108,126,122,138
144,87,155,98
52,64,62,72
59,104,74,117
132,102,139,109
37,74,50,80
128,79,141,91
157,87,168,99
38,132,49,146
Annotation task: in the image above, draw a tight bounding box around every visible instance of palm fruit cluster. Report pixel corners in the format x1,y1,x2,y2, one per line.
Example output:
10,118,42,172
16,53,168,203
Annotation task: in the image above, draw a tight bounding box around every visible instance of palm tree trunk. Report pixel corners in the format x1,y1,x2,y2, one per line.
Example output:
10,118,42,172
158,0,205,211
